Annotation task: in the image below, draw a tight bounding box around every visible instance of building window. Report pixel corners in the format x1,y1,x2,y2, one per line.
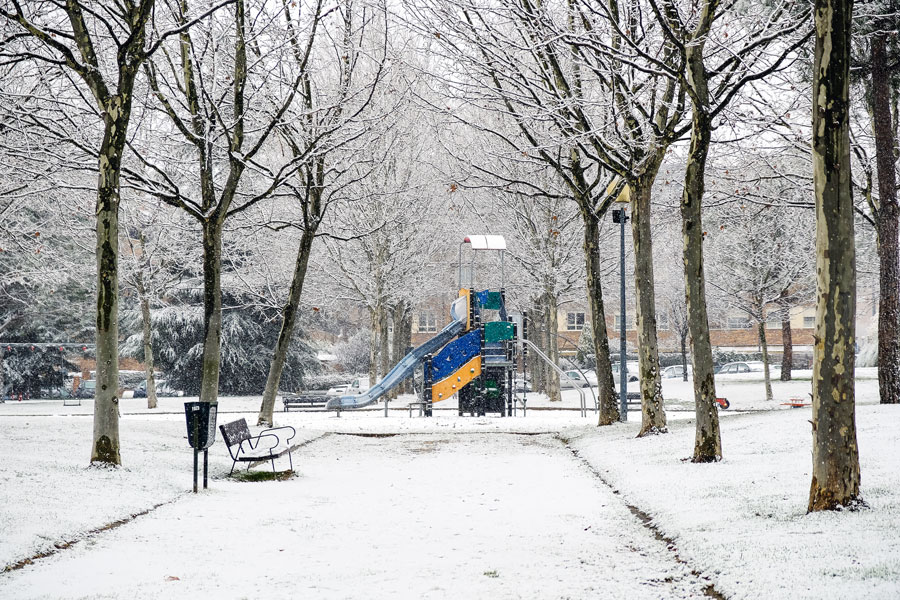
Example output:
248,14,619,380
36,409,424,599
614,314,635,330
567,312,585,331
418,313,437,333
657,314,669,330
727,316,750,329
803,316,815,328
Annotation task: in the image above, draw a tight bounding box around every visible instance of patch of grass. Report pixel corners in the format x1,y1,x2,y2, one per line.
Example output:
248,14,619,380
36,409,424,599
483,570,499,578
231,469,295,482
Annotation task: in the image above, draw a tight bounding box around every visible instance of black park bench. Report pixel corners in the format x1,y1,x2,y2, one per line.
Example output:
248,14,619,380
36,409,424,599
282,393,328,411
219,418,296,475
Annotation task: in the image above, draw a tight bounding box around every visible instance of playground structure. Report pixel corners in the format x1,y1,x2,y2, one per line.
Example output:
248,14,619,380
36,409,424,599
327,235,529,416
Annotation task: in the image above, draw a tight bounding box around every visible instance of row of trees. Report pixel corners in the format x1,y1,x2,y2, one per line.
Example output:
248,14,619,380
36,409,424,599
1,0,888,512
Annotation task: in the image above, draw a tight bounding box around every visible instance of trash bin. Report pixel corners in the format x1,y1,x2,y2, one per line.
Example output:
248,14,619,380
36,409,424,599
184,401,218,492
184,401,218,449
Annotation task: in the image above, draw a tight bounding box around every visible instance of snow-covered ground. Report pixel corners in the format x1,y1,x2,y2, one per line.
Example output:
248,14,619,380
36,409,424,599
1,373,897,599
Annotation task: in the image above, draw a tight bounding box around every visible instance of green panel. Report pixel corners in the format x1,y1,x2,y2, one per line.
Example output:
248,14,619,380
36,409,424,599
485,321,514,343
483,292,503,310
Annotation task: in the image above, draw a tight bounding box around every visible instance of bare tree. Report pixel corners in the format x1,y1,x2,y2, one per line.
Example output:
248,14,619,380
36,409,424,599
120,202,195,409
647,0,811,461
256,0,387,426
409,0,626,424
129,0,306,407
708,205,815,401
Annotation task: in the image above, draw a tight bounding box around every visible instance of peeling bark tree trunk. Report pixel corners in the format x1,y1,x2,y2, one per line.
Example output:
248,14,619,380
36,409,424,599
199,219,225,405
872,32,900,406
92,98,134,466
546,291,561,402
257,229,315,426
136,273,158,410
680,333,689,382
808,0,861,512
630,177,667,435
681,101,721,462
581,207,619,425
781,314,793,381
757,318,774,401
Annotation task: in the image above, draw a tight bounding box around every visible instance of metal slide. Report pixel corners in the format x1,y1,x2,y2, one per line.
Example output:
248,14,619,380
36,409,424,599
325,296,469,410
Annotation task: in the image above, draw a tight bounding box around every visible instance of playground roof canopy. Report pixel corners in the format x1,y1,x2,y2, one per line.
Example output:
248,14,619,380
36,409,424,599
463,235,506,250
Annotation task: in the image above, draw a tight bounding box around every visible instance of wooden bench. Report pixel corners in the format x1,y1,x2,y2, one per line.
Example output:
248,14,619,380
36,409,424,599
282,393,327,411
219,418,296,475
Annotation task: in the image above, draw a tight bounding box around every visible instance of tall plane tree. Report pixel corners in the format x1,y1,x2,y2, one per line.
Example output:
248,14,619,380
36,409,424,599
808,0,863,512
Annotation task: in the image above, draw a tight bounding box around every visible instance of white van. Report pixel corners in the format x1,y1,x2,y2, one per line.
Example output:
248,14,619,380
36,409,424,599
327,376,371,396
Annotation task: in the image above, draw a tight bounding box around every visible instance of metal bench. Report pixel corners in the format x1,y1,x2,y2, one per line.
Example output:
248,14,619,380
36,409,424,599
408,400,427,417
218,418,296,475
282,393,327,411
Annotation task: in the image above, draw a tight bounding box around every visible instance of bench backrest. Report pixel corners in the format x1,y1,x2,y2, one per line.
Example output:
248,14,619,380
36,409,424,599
219,418,251,449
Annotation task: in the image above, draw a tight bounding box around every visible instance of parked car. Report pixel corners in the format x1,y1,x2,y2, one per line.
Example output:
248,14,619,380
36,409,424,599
560,370,597,388
156,380,184,397
662,364,693,379
611,361,639,383
716,361,776,377
75,379,96,399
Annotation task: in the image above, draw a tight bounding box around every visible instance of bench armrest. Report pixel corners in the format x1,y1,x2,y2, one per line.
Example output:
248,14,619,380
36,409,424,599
261,425,296,446
240,432,280,454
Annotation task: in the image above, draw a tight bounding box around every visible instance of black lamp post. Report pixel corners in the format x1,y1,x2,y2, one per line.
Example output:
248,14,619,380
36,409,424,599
611,208,628,421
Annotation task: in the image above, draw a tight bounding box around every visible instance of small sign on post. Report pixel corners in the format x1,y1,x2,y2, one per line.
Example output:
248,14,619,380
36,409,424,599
184,401,218,493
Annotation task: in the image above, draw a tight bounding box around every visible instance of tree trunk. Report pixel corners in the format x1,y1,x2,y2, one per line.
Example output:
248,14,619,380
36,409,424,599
872,32,900,406
680,332,689,382
136,274,158,410
630,177,667,435
391,300,412,396
368,307,378,384
808,0,861,512
199,218,224,405
257,229,315,426
546,291,562,402
681,97,721,462
581,207,619,425
378,306,390,383
757,318,774,401
781,314,793,381
528,298,546,391
91,100,131,466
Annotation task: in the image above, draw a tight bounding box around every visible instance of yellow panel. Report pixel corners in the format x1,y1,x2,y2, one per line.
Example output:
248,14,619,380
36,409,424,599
605,176,630,204
458,288,471,331
431,356,481,403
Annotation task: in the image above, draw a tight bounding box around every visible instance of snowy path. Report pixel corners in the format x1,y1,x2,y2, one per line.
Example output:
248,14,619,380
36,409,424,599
1,433,712,599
